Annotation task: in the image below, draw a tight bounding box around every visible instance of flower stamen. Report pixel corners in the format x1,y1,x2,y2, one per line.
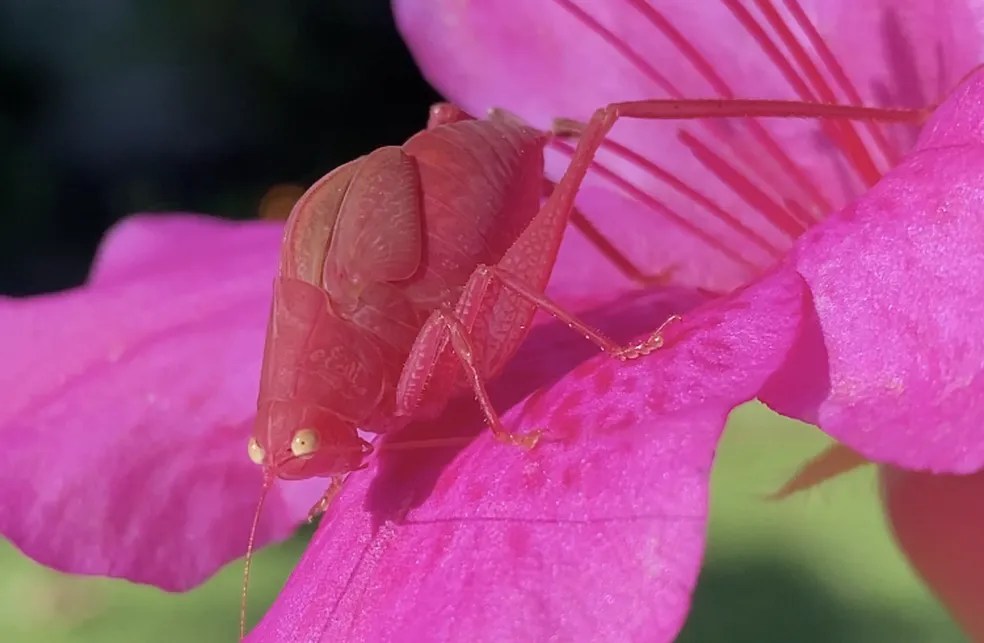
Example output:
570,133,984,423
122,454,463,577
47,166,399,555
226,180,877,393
582,137,787,258
678,130,807,238
623,0,836,214
549,0,923,283
753,0,887,181
722,0,882,187
783,197,820,228
552,138,764,273
557,0,826,222
781,0,903,164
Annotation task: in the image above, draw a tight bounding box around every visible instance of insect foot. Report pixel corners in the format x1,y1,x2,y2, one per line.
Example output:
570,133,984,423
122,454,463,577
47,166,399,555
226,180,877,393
634,265,679,288
493,427,543,451
615,315,683,361
306,475,344,524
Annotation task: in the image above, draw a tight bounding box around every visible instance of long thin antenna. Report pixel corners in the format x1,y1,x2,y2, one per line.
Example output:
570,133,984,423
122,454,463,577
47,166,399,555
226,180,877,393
240,471,274,640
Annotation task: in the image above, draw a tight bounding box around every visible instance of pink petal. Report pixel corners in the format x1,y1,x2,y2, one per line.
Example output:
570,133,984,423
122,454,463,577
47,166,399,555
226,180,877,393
0,214,323,591
394,0,974,292
763,72,984,472
881,467,984,640
89,213,285,286
246,268,808,642
810,1,983,109
914,65,984,151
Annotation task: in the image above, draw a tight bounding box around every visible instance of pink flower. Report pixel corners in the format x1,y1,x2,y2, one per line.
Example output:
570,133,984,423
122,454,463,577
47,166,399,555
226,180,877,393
0,215,327,590
882,468,984,639
378,0,984,639
2,1,984,642
241,273,803,642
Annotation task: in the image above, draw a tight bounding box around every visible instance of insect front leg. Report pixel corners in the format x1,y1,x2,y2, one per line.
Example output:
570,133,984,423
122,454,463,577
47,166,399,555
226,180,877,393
439,309,542,449
305,474,345,523
395,273,542,450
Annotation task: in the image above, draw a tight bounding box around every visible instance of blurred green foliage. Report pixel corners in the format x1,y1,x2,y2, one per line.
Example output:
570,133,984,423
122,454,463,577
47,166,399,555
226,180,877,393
0,403,963,642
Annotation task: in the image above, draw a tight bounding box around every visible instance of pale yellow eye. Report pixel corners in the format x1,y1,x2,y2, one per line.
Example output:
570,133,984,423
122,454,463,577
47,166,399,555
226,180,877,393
247,437,266,465
290,429,320,457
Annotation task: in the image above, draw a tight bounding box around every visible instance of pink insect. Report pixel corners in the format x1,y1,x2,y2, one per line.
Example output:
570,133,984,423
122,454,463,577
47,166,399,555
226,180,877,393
239,98,924,637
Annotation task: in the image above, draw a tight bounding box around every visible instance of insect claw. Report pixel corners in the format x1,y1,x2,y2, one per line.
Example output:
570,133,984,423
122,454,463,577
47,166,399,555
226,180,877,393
635,265,679,288
494,427,542,450
615,314,684,361
551,117,587,138
305,475,345,523
306,501,328,524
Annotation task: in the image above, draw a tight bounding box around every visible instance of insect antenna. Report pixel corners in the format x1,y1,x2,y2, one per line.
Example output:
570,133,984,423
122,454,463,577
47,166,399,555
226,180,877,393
240,470,274,641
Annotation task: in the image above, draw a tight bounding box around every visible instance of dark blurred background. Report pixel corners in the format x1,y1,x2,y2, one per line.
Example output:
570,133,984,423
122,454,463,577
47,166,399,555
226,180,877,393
0,0,439,295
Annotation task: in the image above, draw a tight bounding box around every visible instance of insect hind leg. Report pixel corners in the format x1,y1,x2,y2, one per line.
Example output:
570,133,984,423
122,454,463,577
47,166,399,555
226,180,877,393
545,178,675,288
546,99,926,234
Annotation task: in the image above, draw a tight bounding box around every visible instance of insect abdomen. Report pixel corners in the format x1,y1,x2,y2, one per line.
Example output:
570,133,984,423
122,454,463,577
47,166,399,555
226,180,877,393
398,119,546,306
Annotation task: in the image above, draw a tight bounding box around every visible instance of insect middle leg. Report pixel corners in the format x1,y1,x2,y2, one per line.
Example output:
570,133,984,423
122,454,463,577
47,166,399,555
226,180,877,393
396,264,679,450
471,264,681,360
396,270,543,449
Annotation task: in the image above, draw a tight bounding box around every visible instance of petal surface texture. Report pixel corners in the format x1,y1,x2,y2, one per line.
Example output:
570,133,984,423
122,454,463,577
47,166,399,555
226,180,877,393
247,271,806,642
0,214,323,590
882,467,984,639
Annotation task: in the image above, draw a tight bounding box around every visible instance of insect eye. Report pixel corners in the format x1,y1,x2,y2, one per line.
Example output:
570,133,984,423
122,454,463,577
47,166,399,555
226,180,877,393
290,428,320,458
247,437,266,465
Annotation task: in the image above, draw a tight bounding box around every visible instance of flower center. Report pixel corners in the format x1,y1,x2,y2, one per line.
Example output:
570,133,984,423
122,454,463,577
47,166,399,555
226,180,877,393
550,0,928,284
